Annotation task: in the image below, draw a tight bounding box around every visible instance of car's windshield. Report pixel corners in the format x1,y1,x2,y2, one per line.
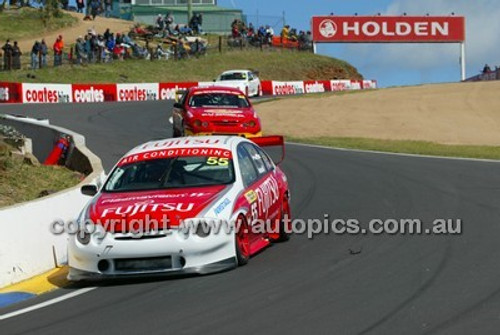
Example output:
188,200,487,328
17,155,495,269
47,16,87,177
188,93,249,108
219,72,247,81
104,156,235,192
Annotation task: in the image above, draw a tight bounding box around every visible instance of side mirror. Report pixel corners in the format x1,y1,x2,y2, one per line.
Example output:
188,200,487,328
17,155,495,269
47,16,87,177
173,102,183,109
81,184,98,196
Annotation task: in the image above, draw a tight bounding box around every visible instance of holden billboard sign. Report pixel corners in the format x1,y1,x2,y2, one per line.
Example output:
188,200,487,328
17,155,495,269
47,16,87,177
312,16,465,43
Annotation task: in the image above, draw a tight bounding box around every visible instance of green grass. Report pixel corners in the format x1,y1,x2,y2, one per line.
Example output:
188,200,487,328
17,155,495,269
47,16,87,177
0,48,362,83
0,8,77,42
0,141,82,208
287,137,500,160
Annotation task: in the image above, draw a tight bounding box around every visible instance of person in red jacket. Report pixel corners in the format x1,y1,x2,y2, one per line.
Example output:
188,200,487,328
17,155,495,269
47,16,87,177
53,35,64,66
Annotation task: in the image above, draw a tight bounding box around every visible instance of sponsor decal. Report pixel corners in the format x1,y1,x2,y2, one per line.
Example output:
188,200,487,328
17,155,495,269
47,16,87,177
101,193,208,204
272,81,305,95
312,16,465,43
101,202,195,217
0,87,9,101
22,83,72,103
214,198,231,215
116,83,158,102
119,147,232,166
159,82,197,100
72,84,117,102
141,138,221,150
304,81,330,93
362,80,377,89
253,176,280,217
244,190,257,204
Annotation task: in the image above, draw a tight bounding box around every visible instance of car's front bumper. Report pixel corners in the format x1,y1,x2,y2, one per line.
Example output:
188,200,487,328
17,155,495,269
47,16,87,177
68,227,236,281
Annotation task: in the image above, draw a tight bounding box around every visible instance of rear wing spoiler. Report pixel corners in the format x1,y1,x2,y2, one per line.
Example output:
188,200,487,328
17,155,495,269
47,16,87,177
251,135,285,165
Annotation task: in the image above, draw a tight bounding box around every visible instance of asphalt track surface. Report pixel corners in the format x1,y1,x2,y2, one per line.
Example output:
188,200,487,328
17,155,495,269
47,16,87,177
1,101,500,335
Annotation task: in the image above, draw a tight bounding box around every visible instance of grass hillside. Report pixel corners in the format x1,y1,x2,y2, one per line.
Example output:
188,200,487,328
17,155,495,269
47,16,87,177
0,8,77,42
0,48,363,83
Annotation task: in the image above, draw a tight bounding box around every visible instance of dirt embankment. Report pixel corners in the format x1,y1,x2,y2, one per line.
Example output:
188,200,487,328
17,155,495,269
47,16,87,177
258,81,500,146
17,11,134,51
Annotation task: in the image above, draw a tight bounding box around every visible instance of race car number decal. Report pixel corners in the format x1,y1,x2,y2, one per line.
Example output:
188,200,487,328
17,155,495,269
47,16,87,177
207,157,229,166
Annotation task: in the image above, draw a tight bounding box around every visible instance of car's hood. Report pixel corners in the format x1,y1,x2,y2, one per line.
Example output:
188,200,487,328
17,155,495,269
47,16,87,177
88,185,228,232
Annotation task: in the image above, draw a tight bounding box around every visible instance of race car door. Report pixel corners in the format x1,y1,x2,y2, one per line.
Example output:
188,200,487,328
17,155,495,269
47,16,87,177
237,143,281,244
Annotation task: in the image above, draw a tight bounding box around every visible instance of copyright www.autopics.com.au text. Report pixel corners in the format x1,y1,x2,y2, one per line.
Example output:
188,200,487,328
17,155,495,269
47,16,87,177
50,215,463,239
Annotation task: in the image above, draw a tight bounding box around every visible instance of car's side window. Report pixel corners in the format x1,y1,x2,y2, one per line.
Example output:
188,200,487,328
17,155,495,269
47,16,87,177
248,72,254,81
237,144,259,187
254,145,274,171
243,143,269,177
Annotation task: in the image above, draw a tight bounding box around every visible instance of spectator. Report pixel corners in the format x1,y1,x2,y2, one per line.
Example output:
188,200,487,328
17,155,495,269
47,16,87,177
265,24,274,43
12,41,22,70
231,24,240,38
1,39,13,71
75,36,86,64
30,41,40,69
104,0,112,18
483,64,492,74
103,28,112,41
40,39,48,67
90,0,100,20
84,35,91,61
281,25,290,41
156,14,165,31
53,35,64,66
166,12,174,35
76,0,85,13
115,32,124,45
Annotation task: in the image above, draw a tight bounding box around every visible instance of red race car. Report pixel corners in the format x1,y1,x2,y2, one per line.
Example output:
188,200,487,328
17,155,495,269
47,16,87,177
172,86,262,138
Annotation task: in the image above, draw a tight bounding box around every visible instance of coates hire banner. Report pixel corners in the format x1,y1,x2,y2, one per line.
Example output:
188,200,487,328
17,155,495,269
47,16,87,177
270,81,305,95
0,82,22,103
116,83,159,102
159,82,198,100
312,16,465,43
72,84,117,103
22,83,72,103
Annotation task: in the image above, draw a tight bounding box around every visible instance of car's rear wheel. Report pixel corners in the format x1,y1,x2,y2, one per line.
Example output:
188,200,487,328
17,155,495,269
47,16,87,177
235,215,250,265
269,198,291,242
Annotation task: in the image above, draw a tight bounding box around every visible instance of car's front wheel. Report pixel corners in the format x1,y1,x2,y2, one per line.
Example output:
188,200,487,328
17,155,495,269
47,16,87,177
269,198,291,242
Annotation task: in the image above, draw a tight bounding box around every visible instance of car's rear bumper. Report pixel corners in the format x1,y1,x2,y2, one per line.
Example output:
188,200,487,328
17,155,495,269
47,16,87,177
185,130,263,138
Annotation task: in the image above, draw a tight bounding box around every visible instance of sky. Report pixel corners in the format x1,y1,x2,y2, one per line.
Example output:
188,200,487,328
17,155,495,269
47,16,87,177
218,0,500,87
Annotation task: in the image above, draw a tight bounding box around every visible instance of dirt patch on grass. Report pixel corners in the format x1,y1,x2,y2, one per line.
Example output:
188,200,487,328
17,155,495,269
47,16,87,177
258,81,500,146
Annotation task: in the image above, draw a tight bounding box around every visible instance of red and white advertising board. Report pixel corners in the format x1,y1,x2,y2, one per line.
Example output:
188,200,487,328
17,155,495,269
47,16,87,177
312,16,465,43
159,82,198,100
270,81,305,95
0,82,22,103
22,83,72,103
72,84,117,103
116,83,159,102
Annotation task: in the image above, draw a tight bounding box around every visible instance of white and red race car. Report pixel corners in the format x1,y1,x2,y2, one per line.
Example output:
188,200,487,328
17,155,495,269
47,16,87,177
68,135,291,280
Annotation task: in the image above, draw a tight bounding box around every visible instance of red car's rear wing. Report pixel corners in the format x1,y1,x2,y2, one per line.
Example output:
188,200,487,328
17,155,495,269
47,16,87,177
251,135,285,165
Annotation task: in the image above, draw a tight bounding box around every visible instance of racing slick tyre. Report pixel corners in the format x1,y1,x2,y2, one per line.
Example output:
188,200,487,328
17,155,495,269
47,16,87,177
235,215,250,265
269,199,291,242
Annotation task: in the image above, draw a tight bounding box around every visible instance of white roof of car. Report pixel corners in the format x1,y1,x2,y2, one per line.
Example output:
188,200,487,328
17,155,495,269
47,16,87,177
125,136,246,157
221,70,251,74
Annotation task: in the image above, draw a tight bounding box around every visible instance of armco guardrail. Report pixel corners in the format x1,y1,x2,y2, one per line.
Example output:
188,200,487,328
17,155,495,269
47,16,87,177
0,115,104,287
0,79,377,104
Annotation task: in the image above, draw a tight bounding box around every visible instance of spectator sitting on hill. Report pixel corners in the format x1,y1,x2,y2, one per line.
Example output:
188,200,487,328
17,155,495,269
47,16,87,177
266,25,274,43
156,14,165,31
231,24,240,38
103,28,112,41
165,12,175,35
75,36,86,64
115,32,124,45
281,25,290,41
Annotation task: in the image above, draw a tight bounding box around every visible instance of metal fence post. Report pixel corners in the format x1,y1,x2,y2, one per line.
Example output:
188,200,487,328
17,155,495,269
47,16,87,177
219,36,222,53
